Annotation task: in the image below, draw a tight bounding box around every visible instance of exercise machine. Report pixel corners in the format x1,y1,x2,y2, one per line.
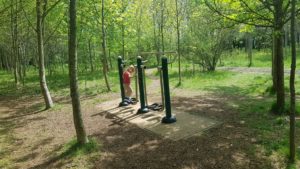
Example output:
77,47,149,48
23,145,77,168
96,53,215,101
117,56,138,107
136,56,176,123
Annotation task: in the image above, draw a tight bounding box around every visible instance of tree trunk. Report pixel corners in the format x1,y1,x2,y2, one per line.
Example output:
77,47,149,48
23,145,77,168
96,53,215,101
152,4,160,65
289,0,296,162
175,0,181,85
121,0,125,59
247,33,253,67
284,24,289,59
136,6,142,55
160,0,165,53
273,0,285,114
272,35,277,92
88,38,94,72
101,0,111,91
273,28,285,114
36,0,53,109
69,0,89,145
108,48,112,69
11,0,19,86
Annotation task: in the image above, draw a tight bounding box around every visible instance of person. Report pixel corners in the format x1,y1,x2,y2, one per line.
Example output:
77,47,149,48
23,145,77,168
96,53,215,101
123,65,135,98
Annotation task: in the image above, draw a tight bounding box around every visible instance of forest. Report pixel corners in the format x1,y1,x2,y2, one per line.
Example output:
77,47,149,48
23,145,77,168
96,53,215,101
0,0,299,169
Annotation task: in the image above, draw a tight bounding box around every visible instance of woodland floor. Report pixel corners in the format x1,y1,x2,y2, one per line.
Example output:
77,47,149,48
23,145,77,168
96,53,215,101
0,68,299,169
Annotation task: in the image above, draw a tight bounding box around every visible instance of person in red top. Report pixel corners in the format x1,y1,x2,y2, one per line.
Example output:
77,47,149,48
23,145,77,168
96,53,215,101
123,65,135,98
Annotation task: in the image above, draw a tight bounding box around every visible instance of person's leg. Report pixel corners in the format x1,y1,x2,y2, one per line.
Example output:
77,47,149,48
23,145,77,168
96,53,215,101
128,85,133,98
124,84,130,97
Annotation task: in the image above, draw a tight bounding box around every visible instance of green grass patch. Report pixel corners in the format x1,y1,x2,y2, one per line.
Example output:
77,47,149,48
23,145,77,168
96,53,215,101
0,120,18,169
0,67,120,98
61,138,100,158
221,47,300,68
221,49,272,67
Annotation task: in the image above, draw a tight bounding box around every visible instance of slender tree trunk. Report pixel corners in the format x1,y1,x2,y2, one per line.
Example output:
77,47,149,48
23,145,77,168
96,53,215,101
247,33,253,67
136,4,142,55
289,0,296,162
272,35,277,92
69,0,89,145
175,0,181,85
0,50,3,70
284,24,289,59
11,0,19,86
36,0,53,109
273,28,285,114
152,2,160,65
101,0,111,91
160,0,165,53
108,48,112,69
121,0,125,59
18,43,25,85
88,38,94,72
273,1,285,114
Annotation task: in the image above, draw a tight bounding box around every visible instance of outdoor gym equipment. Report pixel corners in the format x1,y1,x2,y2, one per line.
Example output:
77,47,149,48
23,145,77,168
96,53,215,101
136,56,176,123
160,57,176,123
136,56,149,113
117,56,138,107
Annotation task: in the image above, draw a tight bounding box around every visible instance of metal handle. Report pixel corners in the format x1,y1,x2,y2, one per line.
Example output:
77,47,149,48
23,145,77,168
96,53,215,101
135,66,139,101
142,67,148,106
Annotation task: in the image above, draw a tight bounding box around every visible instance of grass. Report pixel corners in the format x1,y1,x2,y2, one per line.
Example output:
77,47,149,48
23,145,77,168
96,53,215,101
221,49,272,67
0,121,16,169
0,67,120,98
60,138,100,158
31,138,102,169
221,47,300,68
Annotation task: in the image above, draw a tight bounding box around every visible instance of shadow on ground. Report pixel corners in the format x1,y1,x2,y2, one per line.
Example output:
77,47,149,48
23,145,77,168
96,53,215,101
2,84,296,169
28,84,278,169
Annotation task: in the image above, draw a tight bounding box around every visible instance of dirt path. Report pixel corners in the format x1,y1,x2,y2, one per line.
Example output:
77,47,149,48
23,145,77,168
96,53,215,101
0,70,298,169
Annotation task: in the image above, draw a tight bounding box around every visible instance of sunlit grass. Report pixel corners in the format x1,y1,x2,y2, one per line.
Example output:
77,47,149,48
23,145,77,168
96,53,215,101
0,67,120,97
221,47,300,68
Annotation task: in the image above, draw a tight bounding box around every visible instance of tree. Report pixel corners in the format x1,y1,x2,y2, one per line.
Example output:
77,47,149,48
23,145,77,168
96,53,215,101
69,0,89,145
205,0,294,114
36,0,53,109
175,0,182,85
246,32,253,67
121,0,125,59
101,0,111,91
289,0,296,163
11,0,19,86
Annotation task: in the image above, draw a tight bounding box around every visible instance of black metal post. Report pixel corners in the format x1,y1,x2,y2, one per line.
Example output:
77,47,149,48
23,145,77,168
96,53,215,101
118,56,128,107
161,57,176,123
158,67,165,110
137,56,149,114
135,66,139,101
